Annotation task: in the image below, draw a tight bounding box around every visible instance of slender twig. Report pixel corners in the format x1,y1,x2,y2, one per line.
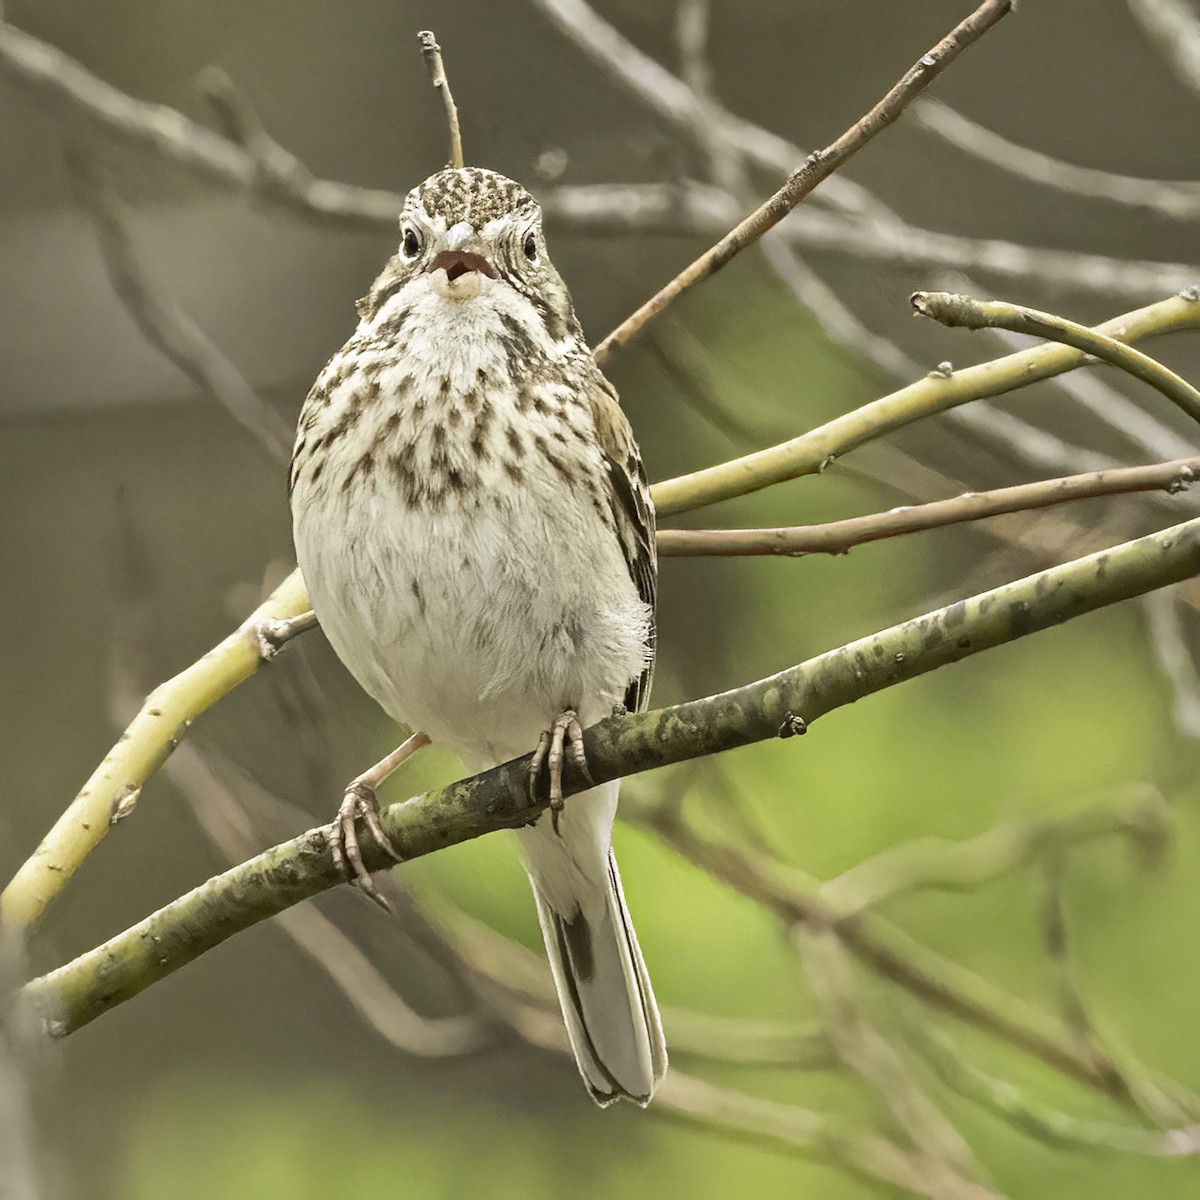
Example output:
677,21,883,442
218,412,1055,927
657,456,1200,558
418,30,463,169
912,291,1200,427
913,99,1200,220
592,0,1015,360
18,514,1200,1035
653,291,1200,516
66,144,293,464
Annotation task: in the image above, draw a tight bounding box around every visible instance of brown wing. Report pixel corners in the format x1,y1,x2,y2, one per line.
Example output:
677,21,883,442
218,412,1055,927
588,373,657,715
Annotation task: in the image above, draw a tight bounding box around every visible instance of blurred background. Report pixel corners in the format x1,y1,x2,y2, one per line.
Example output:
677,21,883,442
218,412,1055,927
3,1,1200,1196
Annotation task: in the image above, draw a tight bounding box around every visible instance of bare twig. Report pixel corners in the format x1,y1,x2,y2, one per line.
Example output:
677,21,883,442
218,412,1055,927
911,291,1200,427
912,98,1200,220
592,0,1015,360
656,456,1200,558
66,144,293,463
418,30,463,169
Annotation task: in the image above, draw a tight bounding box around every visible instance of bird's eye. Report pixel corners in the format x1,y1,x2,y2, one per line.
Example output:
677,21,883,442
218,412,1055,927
401,227,422,259
523,232,539,263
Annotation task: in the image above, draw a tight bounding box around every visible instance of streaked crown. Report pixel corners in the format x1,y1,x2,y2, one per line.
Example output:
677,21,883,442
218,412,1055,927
411,167,539,229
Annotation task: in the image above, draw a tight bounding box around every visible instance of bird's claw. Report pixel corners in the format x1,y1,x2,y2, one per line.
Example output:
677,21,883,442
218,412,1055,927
331,781,402,913
529,708,593,835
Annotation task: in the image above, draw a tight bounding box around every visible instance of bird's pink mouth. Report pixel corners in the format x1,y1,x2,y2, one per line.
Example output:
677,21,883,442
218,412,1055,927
429,250,497,282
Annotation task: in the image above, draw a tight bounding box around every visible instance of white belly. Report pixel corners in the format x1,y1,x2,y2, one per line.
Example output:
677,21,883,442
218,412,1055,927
295,482,649,767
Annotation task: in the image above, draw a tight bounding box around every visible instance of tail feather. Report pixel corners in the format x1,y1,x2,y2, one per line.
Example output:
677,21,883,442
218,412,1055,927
529,848,666,1106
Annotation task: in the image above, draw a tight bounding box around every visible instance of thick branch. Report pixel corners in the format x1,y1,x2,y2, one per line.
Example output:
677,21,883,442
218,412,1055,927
20,514,1200,1037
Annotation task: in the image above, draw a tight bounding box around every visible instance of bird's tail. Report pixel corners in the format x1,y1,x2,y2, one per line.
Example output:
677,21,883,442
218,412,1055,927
519,787,666,1106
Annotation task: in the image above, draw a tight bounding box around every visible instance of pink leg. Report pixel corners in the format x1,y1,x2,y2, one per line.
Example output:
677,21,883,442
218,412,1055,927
528,709,592,834
332,731,431,910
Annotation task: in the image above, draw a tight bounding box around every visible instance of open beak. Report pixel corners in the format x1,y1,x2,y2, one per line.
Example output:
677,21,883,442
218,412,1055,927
427,221,496,299
429,249,497,282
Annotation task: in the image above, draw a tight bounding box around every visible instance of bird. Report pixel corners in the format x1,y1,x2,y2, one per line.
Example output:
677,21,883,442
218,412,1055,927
289,165,666,1106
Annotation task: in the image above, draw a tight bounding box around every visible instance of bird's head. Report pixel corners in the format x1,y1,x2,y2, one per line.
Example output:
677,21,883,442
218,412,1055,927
358,167,580,346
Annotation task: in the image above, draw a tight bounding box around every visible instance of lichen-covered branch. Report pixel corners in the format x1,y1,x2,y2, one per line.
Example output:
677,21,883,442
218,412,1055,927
19,514,1200,1038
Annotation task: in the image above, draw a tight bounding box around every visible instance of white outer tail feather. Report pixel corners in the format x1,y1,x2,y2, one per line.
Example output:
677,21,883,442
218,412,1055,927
519,784,666,1105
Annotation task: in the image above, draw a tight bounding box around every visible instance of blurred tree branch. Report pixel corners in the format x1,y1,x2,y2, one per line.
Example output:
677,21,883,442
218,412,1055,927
911,98,1200,220
66,144,293,463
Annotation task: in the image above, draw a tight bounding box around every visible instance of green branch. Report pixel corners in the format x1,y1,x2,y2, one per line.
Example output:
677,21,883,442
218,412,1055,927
20,515,1200,1039
653,291,1200,516
912,290,1200,425
0,570,312,932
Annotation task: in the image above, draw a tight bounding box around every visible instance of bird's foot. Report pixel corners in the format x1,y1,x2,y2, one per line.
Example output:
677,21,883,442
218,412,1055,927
529,708,594,834
332,781,403,913
330,731,430,912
